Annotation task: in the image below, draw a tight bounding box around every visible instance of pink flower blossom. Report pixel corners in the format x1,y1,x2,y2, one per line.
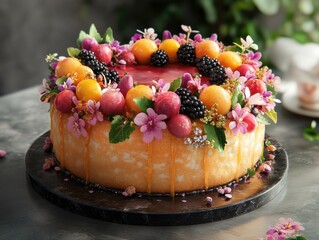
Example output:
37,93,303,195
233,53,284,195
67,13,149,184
262,69,281,91
242,51,262,68
152,79,170,101
194,33,203,43
259,217,306,240
162,30,172,40
187,75,207,94
109,41,127,57
86,100,103,126
131,33,142,42
225,68,247,90
58,77,76,92
227,103,250,136
67,113,87,137
246,92,265,106
275,217,305,234
134,108,167,143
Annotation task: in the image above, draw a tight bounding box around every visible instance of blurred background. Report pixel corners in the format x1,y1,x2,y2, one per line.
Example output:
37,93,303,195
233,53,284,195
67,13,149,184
1,0,318,96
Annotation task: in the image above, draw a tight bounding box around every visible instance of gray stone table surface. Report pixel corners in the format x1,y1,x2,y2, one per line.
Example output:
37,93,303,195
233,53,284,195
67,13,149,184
0,86,319,240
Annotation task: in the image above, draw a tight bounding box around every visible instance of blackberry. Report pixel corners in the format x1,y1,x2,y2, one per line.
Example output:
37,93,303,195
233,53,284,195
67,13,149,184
177,44,196,65
86,60,109,77
150,50,168,67
78,49,96,64
196,56,220,76
209,65,227,85
105,69,120,84
176,88,206,119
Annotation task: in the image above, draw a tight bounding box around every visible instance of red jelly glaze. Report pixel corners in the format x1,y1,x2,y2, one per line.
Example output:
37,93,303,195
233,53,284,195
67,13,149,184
110,64,209,85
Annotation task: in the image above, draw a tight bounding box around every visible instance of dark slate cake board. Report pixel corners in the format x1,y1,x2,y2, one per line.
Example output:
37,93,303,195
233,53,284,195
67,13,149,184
25,131,288,226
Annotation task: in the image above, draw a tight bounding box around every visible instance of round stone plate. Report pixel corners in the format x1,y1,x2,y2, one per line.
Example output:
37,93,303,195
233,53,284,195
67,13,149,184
25,131,288,226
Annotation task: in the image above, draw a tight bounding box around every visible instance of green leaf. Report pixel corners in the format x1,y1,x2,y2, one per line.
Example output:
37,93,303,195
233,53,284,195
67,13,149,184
133,97,154,112
256,113,271,125
204,124,226,151
67,47,81,58
266,110,277,124
55,77,68,86
267,85,277,96
89,24,102,43
169,77,182,92
102,27,114,43
231,87,245,108
247,168,255,178
109,115,135,144
77,30,90,48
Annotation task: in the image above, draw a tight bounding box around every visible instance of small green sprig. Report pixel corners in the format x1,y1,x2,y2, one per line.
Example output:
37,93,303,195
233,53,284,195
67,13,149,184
303,120,319,142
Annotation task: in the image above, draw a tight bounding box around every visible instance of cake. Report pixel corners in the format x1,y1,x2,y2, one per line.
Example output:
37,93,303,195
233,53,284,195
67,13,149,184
40,24,280,196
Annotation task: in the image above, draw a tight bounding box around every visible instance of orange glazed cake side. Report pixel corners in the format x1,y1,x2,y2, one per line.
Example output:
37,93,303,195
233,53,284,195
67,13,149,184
50,105,265,194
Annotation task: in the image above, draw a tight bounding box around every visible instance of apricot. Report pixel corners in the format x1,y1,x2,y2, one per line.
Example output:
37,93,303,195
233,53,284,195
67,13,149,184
131,39,158,64
195,40,220,59
76,79,101,102
125,85,153,114
199,85,231,115
55,57,81,78
217,51,242,71
159,39,180,63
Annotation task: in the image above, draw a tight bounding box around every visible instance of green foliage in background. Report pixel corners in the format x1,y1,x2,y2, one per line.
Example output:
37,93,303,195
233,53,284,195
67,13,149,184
116,0,319,54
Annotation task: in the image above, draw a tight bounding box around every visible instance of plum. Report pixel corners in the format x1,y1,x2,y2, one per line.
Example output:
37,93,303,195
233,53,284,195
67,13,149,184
99,90,125,116
167,114,192,138
54,90,75,113
154,91,181,119
91,44,113,65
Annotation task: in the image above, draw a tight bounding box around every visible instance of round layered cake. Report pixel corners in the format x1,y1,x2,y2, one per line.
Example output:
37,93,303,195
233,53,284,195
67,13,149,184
40,25,280,195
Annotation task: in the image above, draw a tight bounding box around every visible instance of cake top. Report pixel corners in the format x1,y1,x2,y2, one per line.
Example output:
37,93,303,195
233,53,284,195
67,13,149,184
40,24,280,150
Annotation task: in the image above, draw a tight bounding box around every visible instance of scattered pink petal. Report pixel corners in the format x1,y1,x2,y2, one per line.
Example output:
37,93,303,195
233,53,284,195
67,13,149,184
205,196,213,207
0,149,7,158
225,194,232,199
54,166,61,171
122,186,136,197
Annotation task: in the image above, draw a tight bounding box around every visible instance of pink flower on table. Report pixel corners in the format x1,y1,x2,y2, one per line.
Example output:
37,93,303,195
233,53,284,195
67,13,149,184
134,108,167,143
86,100,103,126
275,217,305,234
67,113,87,137
227,103,250,136
162,30,172,40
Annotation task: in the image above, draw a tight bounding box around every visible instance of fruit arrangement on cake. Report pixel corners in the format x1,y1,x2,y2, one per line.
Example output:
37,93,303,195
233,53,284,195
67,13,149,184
40,24,280,196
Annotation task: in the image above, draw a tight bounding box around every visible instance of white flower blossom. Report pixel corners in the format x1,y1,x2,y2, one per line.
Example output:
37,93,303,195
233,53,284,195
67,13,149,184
240,35,258,51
